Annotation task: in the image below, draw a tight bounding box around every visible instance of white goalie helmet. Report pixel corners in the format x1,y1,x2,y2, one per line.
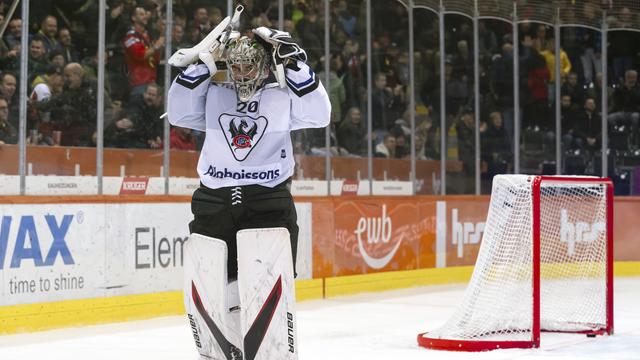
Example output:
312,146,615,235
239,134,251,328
225,36,270,102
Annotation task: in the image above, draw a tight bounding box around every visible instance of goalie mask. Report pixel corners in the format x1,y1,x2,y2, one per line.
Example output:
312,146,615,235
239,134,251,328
226,36,270,102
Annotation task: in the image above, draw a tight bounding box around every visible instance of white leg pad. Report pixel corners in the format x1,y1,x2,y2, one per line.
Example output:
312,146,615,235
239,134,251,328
184,233,243,360
237,227,298,360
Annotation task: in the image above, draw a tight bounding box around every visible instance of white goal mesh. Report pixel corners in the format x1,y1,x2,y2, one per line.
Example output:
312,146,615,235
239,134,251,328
420,175,611,349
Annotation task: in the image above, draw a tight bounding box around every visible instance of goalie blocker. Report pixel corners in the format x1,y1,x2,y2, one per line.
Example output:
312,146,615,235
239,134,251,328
184,229,298,360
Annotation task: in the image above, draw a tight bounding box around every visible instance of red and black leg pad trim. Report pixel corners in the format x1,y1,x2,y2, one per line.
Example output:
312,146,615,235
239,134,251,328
243,276,283,360
192,281,244,360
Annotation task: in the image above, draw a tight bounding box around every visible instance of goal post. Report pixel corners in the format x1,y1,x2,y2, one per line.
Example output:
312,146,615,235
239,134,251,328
418,175,613,351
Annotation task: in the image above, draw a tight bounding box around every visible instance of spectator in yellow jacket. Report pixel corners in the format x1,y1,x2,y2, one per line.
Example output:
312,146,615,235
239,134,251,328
540,37,572,82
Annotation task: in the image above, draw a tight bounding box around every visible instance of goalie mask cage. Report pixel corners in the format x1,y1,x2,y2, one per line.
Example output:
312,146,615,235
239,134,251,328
418,175,613,351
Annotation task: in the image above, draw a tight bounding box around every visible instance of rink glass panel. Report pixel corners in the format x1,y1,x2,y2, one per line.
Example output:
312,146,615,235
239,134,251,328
477,17,515,194
604,0,640,193
3,0,640,195
328,0,370,184
369,1,412,185
0,0,20,178
285,0,329,182
443,12,476,195
412,6,443,194
516,21,554,179
24,2,99,177
477,0,514,196
103,1,164,178
557,24,605,179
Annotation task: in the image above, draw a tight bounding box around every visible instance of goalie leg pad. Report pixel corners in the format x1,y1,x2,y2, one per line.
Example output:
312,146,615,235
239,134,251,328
237,227,298,360
184,233,243,360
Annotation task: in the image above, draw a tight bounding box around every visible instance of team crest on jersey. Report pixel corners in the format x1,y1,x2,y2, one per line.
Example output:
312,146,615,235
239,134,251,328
219,113,268,161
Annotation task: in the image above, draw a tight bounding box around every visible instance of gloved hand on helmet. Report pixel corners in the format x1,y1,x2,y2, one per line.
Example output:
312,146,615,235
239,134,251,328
252,27,308,64
252,27,307,88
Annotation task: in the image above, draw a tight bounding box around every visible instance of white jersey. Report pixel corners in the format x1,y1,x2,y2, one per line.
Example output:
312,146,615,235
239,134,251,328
168,60,331,189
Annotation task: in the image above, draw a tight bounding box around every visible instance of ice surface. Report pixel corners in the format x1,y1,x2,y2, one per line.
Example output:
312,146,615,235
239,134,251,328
1,278,638,360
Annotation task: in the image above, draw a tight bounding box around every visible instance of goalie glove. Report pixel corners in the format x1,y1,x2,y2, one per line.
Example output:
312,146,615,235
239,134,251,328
198,30,240,75
169,5,243,72
252,27,308,63
252,27,308,88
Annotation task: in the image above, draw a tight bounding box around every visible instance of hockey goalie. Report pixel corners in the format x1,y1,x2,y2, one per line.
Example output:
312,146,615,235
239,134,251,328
166,5,331,360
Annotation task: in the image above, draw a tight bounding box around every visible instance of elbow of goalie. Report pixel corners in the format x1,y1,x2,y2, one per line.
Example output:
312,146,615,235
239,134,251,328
316,85,332,128
309,73,332,128
286,63,332,128
165,109,206,132
290,83,331,130
166,86,184,127
166,90,206,131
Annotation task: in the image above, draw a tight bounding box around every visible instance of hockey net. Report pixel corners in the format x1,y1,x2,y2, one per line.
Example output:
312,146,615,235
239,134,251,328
418,175,613,351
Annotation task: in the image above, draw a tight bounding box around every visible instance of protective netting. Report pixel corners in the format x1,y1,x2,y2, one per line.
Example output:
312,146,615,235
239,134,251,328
606,1,640,31
400,1,632,31
412,0,440,13
424,175,608,343
477,0,513,21
442,0,474,17
514,0,555,25
558,0,602,29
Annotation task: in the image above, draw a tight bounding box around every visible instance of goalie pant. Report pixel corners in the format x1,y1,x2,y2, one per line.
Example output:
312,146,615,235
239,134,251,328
189,178,299,280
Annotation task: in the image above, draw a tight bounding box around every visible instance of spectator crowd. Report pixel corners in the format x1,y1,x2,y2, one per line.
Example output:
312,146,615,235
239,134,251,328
0,0,638,191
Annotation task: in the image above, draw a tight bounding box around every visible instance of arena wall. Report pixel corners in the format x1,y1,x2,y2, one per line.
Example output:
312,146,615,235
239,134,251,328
0,193,638,334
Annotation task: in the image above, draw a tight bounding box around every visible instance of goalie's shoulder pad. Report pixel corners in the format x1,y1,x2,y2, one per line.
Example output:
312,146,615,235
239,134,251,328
285,60,319,97
176,63,211,89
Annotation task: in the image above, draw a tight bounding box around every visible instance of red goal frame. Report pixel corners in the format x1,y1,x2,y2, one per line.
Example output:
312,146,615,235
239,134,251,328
417,176,614,351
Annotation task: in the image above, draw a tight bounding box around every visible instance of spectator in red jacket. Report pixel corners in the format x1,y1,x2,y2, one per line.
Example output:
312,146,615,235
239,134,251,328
122,6,165,95
524,49,551,130
170,126,196,151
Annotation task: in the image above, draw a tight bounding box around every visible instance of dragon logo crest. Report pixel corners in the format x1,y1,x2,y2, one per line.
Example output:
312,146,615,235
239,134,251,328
219,113,268,161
